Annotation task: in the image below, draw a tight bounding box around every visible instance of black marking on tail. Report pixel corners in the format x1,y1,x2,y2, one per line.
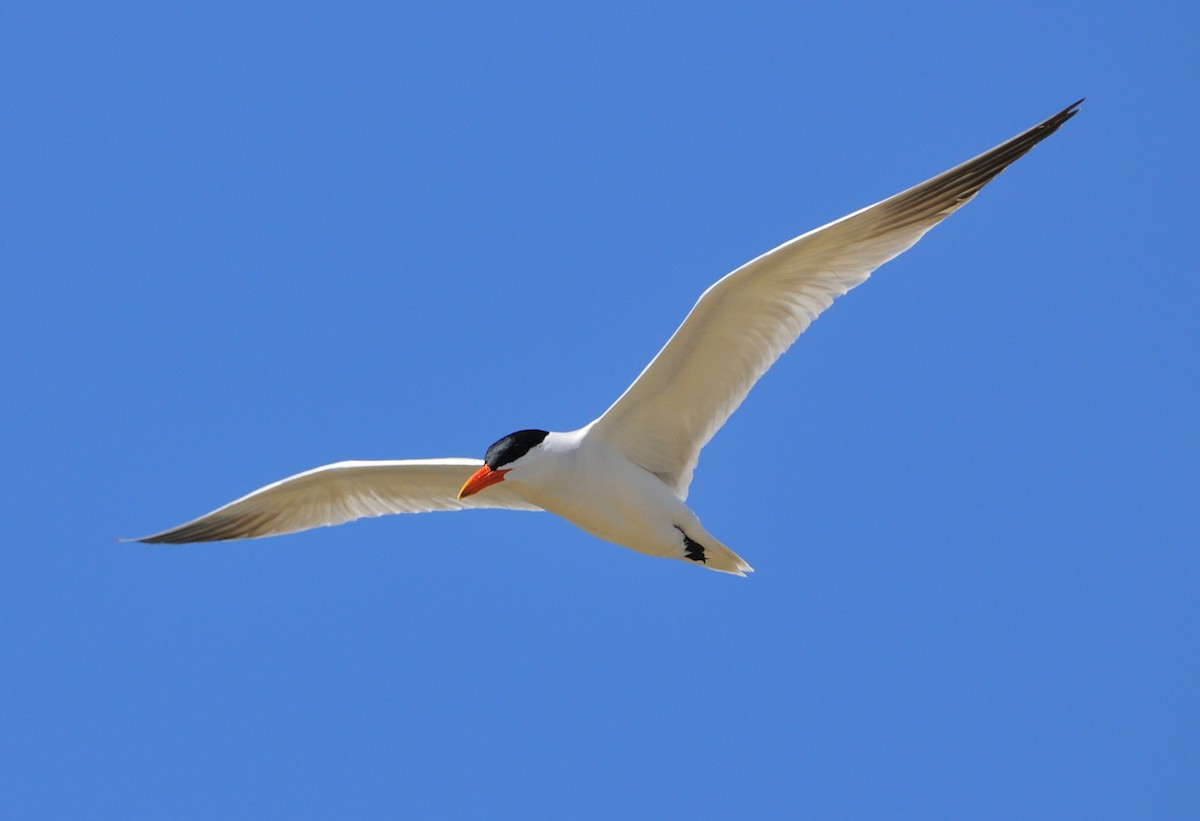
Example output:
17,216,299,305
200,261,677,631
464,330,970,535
675,526,707,564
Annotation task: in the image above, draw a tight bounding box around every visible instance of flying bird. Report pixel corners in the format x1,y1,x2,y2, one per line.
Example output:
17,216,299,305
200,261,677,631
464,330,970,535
131,101,1082,575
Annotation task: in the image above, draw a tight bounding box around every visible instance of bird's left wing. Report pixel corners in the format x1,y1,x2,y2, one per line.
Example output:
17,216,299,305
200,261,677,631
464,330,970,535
589,101,1082,498
129,458,541,543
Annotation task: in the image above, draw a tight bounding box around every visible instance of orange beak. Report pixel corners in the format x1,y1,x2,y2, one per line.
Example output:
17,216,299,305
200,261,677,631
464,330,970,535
458,465,510,500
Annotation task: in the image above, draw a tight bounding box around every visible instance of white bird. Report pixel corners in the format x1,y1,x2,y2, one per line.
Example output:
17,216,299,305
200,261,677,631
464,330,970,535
131,101,1082,575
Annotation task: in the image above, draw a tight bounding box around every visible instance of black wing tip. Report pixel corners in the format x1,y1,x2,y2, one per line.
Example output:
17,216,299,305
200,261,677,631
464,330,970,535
1036,98,1085,136
119,532,201,544
131,534,188,544
1015,98,1084,149
876,97,1084,231
121,521,249,544
999,98,1083,160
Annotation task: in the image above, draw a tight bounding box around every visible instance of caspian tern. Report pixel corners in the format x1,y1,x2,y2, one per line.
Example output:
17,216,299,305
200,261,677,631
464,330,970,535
131,101,1082,575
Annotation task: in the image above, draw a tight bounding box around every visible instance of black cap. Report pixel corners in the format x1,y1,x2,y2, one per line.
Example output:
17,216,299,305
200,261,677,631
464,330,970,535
484,429,549,469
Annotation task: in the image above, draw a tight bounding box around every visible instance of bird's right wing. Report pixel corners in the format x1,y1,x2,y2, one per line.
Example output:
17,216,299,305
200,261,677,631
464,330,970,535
129,458,541,543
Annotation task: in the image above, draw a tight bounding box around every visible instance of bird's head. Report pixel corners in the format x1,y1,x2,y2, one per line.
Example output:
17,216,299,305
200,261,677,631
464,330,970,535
457,429,550,499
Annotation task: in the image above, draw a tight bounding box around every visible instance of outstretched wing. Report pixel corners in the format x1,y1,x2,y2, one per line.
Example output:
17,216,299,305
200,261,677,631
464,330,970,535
589,101,1082,497
130,458,541,543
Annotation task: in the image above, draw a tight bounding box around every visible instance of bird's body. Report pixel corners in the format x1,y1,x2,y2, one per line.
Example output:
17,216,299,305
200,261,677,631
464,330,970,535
131,101,1082,575
504,427,749,574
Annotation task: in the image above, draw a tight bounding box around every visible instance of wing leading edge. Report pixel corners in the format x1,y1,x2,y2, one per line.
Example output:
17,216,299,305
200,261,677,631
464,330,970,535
131,458,542,544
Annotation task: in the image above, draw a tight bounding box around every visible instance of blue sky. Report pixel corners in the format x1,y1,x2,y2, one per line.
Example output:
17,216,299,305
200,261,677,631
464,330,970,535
2,1,1196,817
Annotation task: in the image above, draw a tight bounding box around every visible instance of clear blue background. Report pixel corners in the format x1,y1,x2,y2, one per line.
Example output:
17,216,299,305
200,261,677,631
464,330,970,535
3,2,1196,817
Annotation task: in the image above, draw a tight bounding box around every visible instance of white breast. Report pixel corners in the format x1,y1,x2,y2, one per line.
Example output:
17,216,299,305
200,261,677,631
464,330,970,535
507,428,699,559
